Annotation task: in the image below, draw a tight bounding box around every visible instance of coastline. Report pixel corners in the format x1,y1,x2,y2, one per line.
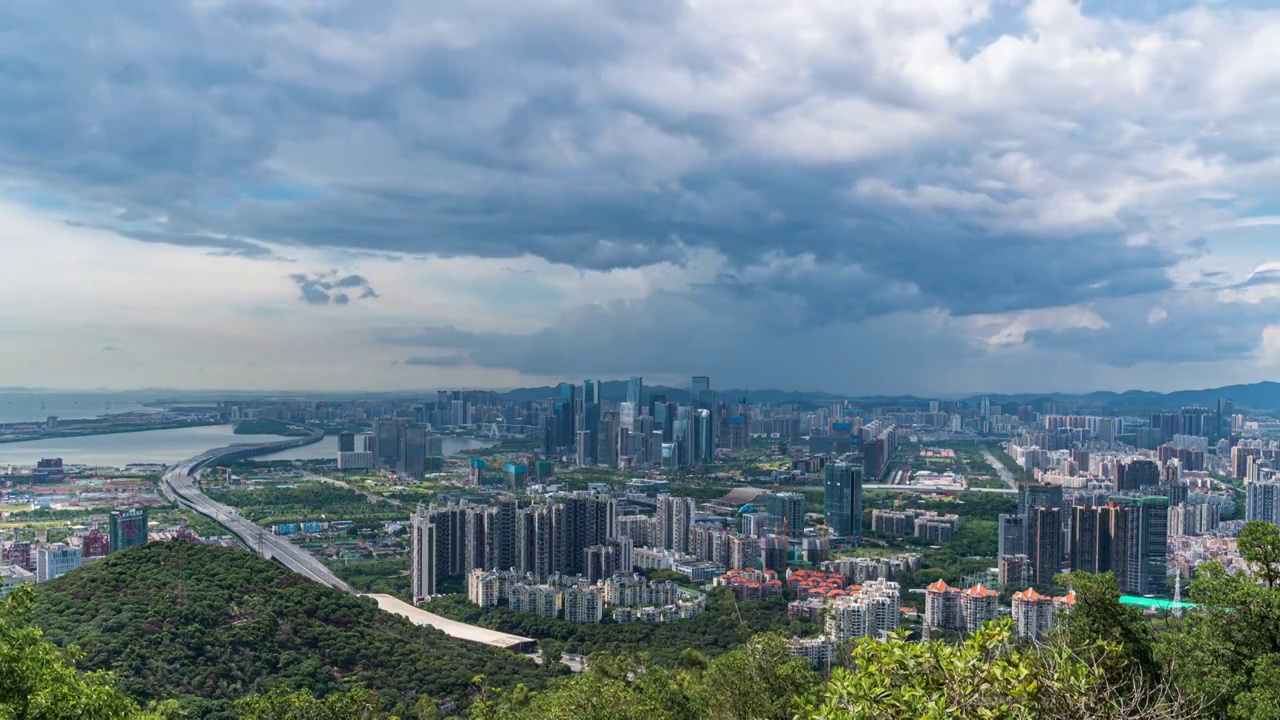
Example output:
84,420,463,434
0,420,223,446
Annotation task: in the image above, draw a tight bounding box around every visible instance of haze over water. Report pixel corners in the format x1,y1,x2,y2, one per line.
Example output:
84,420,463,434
0,420,495,468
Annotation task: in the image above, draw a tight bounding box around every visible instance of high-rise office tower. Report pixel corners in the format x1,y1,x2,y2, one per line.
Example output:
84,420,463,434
597,414,617,468
618,402,637,433
823,463,863,540
768,492,806,537
692,376,711,403
1031,507,1062,585
627,377,643,407
108,508,148,554
555,383,577,448
694,409,714,464
1018,483,1064,519
401,423,429,479
1116,459,1161,492
373,418,402,470
998,514,1026,558
1247,481,1280,525
1110,497,1168,596
338,432,356,453
654,402,673,442
580,392,601,466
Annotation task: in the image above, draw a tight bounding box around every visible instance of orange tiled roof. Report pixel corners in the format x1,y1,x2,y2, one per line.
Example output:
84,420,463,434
925,579,953,593
964,583,998,598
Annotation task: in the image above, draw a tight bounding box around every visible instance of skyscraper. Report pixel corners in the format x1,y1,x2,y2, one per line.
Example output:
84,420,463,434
401,423,429,479
1031,507,1062,585
657,494,696,552
1070,505,1109,574
767,492,806,537
372,418,402,470
410,507,438,600
694,409,714,464
998,514,1026,558
1116,459,1161,492
108,508,148,554
627,377,643,407
338,432,356,453
583,379,600,406
554,383,577,448
823,463,863,541
1109,497,1168,596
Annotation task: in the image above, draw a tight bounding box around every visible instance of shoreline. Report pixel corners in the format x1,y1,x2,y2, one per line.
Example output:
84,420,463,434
0,420,223,446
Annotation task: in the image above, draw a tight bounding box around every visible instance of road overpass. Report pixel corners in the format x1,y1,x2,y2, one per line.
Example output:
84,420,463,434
161,429,534,653
791,483,1016,495
864,483,1017,495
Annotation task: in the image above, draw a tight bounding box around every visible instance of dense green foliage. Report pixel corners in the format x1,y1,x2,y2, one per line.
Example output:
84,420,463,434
427,590,814,664
13,520,1280,719
1159,522,1280,719
1,587,160,720
471,621,1196,720
31,543,554,719
326,557,412,599
205,483,408,525
233,420,312,436
470,634,819,720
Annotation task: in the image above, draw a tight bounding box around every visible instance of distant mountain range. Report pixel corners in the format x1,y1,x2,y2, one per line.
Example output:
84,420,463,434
495,380,1280,413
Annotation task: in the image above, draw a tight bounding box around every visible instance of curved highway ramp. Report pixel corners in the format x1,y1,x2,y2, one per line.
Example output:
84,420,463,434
161,432,533,652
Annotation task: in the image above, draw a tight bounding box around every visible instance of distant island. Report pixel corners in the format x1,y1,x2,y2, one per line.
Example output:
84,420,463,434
0,415,220,445
231,419,316,437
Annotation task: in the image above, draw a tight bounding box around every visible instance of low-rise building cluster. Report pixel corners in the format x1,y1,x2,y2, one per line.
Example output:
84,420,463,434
714,568,784,600
785,578,903,667
1167,534,1247,578
819,553,920,584
466,567,702,624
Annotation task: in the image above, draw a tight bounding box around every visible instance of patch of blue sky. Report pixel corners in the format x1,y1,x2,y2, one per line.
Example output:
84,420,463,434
1079,0,1273,22
3,185,76,213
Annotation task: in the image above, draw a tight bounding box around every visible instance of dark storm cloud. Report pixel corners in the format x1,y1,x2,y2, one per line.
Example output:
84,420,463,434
404,355,470,367
288,272,378,306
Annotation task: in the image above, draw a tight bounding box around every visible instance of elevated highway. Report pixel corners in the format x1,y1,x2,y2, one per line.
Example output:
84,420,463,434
161,427,534,652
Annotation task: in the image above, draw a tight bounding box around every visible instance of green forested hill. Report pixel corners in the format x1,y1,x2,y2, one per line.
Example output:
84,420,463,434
31,542,556,719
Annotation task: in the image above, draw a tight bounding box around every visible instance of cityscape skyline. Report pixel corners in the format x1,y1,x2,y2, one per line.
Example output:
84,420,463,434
1,1,1279,394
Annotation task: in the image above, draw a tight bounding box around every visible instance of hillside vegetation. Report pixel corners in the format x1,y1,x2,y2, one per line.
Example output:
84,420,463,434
31,542,556,719
11,522,1280,718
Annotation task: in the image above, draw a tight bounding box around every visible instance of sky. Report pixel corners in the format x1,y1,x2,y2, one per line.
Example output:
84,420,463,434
1,0,1279,396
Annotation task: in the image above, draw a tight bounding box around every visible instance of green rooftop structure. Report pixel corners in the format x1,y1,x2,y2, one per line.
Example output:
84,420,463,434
1119,595,1197,611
